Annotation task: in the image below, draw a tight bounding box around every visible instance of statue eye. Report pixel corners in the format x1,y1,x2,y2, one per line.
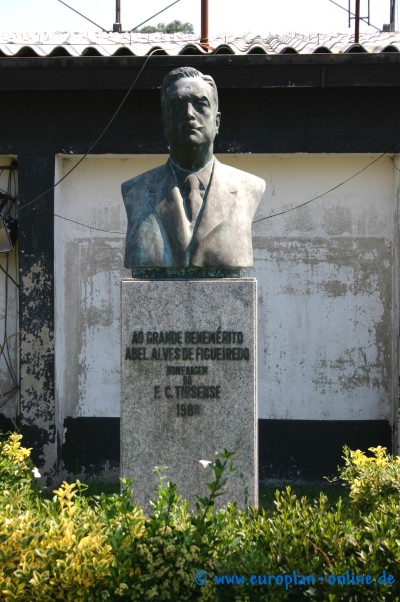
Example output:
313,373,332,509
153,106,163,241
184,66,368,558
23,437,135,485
194,99,209,111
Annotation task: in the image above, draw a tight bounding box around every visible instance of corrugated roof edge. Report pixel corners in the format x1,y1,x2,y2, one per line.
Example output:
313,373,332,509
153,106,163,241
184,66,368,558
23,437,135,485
0,32,400,57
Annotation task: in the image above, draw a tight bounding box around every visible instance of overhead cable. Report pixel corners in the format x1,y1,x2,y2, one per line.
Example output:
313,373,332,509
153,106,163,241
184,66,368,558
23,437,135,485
326,0,381,32
252,153,386,224
54,154,389,233
130,0,183,32
57,0,108,32
18,50,157,213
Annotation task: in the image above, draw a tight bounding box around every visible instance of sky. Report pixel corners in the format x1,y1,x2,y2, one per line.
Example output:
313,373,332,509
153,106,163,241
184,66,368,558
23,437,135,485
1,0,397,36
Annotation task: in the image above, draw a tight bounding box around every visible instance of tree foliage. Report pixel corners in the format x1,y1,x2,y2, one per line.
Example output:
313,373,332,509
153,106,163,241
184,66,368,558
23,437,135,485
139,20,194,34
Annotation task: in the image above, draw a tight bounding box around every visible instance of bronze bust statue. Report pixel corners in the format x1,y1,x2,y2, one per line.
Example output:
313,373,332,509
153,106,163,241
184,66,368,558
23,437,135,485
122,67,266,269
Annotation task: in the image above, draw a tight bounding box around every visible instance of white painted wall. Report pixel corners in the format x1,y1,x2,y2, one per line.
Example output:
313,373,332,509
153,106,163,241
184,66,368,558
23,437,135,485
0,157,19,421
54,153,398,429
251,154,398,421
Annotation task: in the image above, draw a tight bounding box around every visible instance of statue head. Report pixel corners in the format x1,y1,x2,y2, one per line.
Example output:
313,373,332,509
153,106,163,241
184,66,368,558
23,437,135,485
161,67,221,169
161,67,219,112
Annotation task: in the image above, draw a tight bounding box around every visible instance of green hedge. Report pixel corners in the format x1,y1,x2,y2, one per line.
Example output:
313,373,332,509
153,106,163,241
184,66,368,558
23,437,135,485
0,434,399,601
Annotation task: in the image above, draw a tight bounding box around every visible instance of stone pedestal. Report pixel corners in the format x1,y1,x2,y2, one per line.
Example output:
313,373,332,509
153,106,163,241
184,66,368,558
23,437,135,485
121,278,258,509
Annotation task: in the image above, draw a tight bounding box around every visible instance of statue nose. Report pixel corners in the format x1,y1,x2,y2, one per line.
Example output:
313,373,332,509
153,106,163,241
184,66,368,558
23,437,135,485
186,102,195,117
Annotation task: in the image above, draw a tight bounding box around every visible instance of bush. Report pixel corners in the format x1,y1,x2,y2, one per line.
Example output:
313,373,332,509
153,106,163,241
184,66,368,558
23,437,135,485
0,434,399,601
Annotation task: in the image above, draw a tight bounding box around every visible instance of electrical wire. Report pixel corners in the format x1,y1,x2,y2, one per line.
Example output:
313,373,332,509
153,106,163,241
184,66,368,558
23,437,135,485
57,0,108,33
0,264,19,288
53,153,389,233
18,49,158,214
0,341,19,390
325,0,381,32
57,0,185,33
0,51,158,414
54,213,125,234
0,387,18,411
130,0,184,32
10,47,391,233
252,153,386,224
1,254,19,389
0,165,20,414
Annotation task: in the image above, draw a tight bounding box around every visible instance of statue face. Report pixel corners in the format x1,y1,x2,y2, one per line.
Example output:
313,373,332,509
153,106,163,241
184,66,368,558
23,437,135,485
163,77,221,151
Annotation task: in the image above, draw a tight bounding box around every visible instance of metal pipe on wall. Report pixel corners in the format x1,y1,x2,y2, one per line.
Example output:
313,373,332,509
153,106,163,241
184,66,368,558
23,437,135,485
200,0,209,49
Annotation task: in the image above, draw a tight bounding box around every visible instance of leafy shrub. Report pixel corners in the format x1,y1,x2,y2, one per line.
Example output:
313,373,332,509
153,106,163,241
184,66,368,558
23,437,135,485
339,445,400,511
0,434,399,601
0,432,36,492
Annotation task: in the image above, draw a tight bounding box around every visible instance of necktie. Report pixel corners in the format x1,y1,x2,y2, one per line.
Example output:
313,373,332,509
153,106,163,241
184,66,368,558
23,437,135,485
185,174,203,223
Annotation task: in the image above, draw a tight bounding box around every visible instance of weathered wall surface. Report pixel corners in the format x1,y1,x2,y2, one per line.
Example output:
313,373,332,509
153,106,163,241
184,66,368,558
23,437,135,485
54,154,398,447
251,153,398,423
0,57,398,481
0,158,19,423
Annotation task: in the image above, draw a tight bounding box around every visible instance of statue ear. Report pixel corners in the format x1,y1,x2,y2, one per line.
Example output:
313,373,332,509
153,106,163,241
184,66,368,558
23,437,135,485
215,112,221,134
161,116,170,143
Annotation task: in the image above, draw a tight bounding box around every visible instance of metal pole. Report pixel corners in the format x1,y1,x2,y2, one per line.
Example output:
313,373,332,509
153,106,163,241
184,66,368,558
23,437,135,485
113,0,122,32
355,0,360,42
390,0,396,31
200,0,209,49
329,0,380,31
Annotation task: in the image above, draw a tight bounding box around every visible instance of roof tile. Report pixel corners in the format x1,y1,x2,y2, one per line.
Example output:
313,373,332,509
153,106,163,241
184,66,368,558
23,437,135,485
0,32,399,57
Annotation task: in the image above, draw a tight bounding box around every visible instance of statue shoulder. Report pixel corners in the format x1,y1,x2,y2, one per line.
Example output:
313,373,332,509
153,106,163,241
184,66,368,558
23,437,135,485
214,159,266,198
121,163,168,198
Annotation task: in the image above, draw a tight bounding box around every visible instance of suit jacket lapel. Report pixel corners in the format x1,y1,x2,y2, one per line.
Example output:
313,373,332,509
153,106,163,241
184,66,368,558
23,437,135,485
194,159,237,243
142,160,237,265
146,165,192,256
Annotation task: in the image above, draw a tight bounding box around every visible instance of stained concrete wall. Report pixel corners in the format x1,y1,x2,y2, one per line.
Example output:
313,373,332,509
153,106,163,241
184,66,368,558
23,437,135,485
54,154,399,450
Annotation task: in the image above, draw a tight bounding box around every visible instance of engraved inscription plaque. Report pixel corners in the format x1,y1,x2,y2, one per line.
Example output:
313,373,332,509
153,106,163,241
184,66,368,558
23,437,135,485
121,278,257,509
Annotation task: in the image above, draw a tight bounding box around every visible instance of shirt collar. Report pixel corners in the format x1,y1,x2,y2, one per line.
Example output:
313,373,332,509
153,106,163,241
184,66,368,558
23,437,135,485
169,157,214,191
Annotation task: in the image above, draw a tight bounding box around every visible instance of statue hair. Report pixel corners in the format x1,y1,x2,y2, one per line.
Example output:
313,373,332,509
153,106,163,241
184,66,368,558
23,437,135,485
161,67,219,110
